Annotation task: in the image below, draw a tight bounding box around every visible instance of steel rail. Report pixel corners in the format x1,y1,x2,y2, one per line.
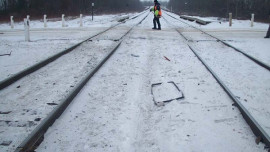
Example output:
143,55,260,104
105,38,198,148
187,45,270,148
163,14,270,149
14,12,150,152
164,11,270,72
0,10,148,90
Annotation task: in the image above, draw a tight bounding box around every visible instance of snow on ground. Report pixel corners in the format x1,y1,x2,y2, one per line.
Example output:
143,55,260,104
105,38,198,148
164,12,270,137
0,38,117,152
0,12,148,152
0,12,143,82
166,12,270,65
0,28,104,82
0,13,134,30
179,14,269,30
0,10,269,152
36,13,266,152
208,32,270,65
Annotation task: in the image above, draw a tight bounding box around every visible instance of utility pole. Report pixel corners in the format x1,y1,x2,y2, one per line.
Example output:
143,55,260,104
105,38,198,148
92,2,94,21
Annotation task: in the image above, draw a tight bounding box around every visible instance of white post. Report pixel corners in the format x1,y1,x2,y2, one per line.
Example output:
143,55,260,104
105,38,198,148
251,13,254,27
44,15,47,28
80,14,83,27
229,13,232,27
62,14,65,27
24,18,30,42
10,16,14,29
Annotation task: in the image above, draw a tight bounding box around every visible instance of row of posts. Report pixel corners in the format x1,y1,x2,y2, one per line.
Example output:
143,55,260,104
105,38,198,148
10,14,84,29
10,12,255,42
229,13,255,27
11,13,256,29
11,14,84,42
10,2,95,42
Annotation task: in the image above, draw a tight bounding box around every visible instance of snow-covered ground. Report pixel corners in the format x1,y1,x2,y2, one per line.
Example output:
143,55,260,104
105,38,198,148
166,12,270,65
179,15,268,30
0,10,269,152
0,12,147,152
0,12,144,82
0,13,133,30
37,13,266,151
165,12,270,139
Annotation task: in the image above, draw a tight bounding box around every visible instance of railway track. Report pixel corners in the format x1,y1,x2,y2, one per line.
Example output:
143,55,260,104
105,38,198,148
1,10,268,152
163,11,270,150
164,12,270,71
0,11,149,152
0,10,148,90
31,14,267,152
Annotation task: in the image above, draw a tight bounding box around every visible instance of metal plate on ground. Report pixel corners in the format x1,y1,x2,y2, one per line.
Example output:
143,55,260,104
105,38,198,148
151,81,184,106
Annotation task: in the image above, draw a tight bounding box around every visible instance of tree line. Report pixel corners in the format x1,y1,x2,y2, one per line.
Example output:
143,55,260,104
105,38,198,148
168,0,270,20
1,0,269,21
0,0,143,20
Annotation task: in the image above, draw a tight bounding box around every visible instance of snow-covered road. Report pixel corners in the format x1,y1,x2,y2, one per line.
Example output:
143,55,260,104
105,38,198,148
35,13,267,152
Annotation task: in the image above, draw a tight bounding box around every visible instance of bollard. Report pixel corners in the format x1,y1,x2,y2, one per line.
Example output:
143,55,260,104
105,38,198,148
62,14,65,27
251,14,254,27
229,13,232,27
24,18,30,42
80,14,83,27
10,16,14,29
44,15,47,28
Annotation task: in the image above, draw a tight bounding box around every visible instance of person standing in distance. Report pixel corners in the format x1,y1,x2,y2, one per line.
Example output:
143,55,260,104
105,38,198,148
150,0,162,30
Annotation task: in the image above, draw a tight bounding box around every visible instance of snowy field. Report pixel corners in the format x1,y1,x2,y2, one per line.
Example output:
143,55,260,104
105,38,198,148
0,10,269,152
